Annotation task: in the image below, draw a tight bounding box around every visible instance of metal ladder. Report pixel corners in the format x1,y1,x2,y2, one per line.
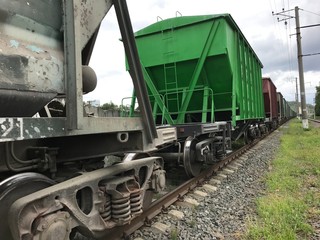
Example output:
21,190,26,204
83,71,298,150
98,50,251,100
162,28,180,116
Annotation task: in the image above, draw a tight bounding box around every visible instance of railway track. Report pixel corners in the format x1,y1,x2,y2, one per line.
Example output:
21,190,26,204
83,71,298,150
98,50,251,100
104,134,269,240
309,118,320,127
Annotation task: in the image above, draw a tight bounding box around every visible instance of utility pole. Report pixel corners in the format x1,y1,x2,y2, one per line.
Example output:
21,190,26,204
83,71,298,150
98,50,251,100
295,77,299,118
295,6,308,129
272,6,309,129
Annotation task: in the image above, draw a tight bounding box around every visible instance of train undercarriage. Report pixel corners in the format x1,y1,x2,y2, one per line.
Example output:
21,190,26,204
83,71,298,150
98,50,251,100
0,117,273,239
0,121,232,239
155,122,232,178
0,156,164,240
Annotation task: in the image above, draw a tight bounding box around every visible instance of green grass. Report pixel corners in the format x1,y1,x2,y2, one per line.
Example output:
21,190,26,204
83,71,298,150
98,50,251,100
170,227,179,240
244,119,320,240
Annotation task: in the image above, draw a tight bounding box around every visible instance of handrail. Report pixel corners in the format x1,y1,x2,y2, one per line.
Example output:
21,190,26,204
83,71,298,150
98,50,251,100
163,87,215,123
176,11,182,17
157,16,163,22
122,88,235,124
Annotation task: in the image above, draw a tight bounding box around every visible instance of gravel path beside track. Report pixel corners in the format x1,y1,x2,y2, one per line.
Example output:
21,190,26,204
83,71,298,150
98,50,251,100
309,119,320,128
131,128,283,240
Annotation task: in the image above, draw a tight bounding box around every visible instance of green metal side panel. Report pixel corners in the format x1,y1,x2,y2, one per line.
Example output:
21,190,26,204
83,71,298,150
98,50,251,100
131,14,264,126
222,20,264,125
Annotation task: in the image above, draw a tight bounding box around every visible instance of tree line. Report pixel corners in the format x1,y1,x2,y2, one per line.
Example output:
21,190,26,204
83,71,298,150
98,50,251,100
100,101,130,111
315,86,320,116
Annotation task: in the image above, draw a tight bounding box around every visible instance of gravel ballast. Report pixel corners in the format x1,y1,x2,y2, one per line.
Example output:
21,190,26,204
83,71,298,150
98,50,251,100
131,129,282,240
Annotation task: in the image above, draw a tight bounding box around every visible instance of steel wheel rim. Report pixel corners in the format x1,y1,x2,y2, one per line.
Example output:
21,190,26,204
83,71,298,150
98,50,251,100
183,136,202,178
0,173,55,240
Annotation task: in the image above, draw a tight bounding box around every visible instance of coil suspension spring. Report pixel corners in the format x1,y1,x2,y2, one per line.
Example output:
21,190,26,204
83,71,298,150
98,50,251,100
99,177,143,225
111,195,131,223
99,190,112,221
130,189,142,217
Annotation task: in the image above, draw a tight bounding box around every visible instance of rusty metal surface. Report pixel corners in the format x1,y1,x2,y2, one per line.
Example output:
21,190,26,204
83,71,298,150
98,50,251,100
0,0,64,91
0,118,177,155
106,140,257,239
0,0,113,118
0,0,64,116
8,157,160,240
77,0,113,49
0,0,62,32
0,172,55,240
0,90,56,117
263,77,278,121
0,117,145,141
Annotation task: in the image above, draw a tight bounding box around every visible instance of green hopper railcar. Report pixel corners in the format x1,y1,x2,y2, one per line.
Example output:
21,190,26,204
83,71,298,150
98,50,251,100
129,14,265,139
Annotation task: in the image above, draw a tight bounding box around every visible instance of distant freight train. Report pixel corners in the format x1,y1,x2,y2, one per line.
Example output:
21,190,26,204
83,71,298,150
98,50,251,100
0,1,295,239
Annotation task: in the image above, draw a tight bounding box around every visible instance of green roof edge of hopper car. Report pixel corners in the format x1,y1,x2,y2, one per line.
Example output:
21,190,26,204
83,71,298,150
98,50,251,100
134,14,263,68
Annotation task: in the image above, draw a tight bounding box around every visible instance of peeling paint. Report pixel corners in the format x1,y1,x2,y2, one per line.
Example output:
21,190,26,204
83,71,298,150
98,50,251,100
26,45,44,53
10,40,19,48
34,127,40,133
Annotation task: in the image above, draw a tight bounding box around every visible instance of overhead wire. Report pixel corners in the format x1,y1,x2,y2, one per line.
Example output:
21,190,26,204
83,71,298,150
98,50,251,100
299,7,320,60
280,0,295,81
285,20,294,80
279,1,319,103
271,0,295,76
273,0,278,13
300,9,320,17
268,0,297,100
269,0,285,43
284,0,295,81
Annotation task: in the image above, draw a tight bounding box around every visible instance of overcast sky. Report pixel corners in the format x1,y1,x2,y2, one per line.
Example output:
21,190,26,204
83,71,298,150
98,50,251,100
85,0,320,106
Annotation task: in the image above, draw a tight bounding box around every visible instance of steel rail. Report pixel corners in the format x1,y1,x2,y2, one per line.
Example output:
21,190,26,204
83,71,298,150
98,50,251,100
308,118,320,123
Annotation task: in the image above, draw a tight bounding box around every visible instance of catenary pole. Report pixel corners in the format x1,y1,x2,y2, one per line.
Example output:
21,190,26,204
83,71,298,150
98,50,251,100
295,6,309,129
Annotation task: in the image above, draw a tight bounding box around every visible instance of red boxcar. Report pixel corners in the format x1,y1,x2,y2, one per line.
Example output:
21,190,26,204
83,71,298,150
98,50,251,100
263,77,278,129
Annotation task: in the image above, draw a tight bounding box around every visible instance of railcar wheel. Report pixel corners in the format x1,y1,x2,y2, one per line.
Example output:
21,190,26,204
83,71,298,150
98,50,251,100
183,136,202,178
243,129,252,144
0,173,55,240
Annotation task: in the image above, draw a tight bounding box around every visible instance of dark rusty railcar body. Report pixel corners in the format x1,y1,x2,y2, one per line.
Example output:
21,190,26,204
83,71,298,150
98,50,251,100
263,77,278,129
